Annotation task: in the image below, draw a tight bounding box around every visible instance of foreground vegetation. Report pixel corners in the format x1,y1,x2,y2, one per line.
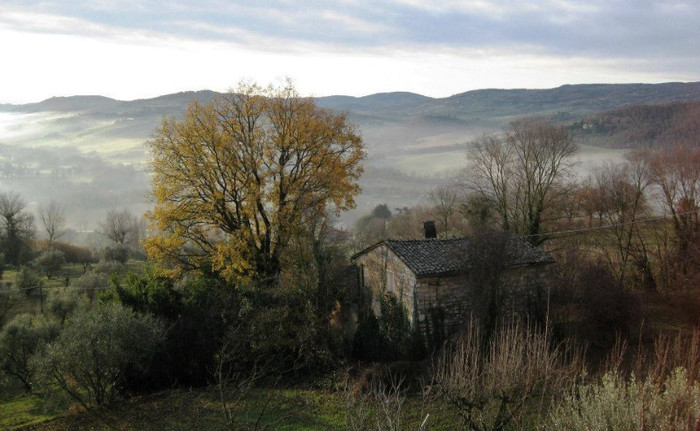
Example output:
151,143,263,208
2,82,700,430
6,386,465,430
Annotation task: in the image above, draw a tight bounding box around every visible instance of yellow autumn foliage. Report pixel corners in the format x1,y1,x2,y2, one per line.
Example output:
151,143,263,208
145,81,364,282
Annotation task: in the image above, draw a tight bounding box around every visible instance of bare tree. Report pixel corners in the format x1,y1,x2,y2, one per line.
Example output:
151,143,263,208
428,184,462,237
647,146,700,268
99,209,139,246
0,192,35,266
38,201,66,248
462,134,513,231
575,179,611,228
463,119,577,244
591,153,653,286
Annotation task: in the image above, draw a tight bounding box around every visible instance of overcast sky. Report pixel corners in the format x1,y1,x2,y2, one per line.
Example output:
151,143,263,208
2,0,699,103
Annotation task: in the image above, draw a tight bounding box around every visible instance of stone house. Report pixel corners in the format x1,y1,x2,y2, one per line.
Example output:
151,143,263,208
351,229,555,335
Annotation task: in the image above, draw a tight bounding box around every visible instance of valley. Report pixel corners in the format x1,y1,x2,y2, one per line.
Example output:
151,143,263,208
1,82,699,228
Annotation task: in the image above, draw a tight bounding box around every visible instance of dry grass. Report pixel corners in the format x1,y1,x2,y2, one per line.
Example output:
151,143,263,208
430,318,584,430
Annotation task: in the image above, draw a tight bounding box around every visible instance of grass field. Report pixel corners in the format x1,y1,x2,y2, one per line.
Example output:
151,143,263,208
3,385,463,430
0,392,63,430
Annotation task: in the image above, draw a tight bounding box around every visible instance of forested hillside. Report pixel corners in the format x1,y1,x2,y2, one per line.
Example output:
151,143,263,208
574,101,700,148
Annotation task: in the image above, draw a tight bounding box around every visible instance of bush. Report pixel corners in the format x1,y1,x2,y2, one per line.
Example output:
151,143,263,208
548,367,700,430
109,270,183,318
15,266,43,297
50,242,97,272
352,314,387,361
103,245,129,264
106,270,240,389
0,283,14,327
237,280,337,374
352,296,425,362
578,262,643,354
93,259,125,275
34,302,164,408
0,313,59,393
71,270,110,303
45,289,85,325
34,249,66,279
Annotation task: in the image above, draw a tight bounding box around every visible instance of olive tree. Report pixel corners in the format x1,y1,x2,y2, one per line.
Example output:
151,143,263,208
34,302,164,408
0,314,59,393
34,249,66,280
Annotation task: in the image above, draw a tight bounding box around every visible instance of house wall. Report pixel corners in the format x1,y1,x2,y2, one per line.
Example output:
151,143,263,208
354,245,551,335
414,265,550,334
353,244,418,325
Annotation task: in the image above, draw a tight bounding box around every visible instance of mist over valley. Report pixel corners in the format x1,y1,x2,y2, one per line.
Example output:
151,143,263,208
2,82,700,230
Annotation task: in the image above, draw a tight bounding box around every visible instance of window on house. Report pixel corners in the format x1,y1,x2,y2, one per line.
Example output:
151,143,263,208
386,271,395,294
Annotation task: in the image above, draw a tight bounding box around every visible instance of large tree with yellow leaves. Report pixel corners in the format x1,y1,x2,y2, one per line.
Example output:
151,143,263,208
145,82,364,282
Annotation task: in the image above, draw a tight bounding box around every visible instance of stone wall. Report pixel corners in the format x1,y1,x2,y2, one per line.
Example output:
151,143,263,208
353,244,418,325
354,244,551,335
415,265,550,334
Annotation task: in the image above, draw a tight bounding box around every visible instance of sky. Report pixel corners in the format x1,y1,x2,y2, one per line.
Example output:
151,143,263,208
1,0,700,104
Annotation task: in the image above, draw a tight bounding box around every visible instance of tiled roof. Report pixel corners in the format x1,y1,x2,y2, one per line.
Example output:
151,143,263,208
376,232,554,277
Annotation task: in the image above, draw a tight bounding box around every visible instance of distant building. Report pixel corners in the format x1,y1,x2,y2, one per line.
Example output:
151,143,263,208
351,227,555,335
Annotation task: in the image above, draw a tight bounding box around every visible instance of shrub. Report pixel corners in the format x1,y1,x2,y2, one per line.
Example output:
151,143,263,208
106,270,240,389
238,280,336,373
92,259,125,277
71,270,110,303
34,302,164,408
352,296,423,362
109,270,183,318
15,266,43,297
50,242,97,272
345,372,425,431
432,319,582,430
34,249,66,279
103,245,129,264
0,313,59,393
352,314,386,361
45,289,85,326
547,367,700,430
0,283,14,327
578,262,643,354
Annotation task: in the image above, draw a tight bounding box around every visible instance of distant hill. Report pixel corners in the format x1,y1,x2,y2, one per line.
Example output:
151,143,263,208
573,101,700,148
3,82,700,157
2,82,700,228
437,82,700,117
316,91,433,112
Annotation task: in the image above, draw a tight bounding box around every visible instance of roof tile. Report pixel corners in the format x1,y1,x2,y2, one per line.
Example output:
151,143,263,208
381,232,554,277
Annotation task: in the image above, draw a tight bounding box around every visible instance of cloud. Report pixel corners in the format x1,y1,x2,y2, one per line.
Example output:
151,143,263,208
5,1,700,58
0,0,698,103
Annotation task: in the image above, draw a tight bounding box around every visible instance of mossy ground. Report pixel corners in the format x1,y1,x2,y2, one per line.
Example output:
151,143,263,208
5,386,461,430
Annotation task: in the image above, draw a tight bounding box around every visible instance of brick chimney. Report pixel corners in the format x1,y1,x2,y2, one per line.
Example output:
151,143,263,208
423,221,437,239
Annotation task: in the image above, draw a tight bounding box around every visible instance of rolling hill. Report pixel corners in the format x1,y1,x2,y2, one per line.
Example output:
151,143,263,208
1,82,699,228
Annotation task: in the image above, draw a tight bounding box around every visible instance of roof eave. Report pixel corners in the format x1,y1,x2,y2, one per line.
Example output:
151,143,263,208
350,240,387,261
